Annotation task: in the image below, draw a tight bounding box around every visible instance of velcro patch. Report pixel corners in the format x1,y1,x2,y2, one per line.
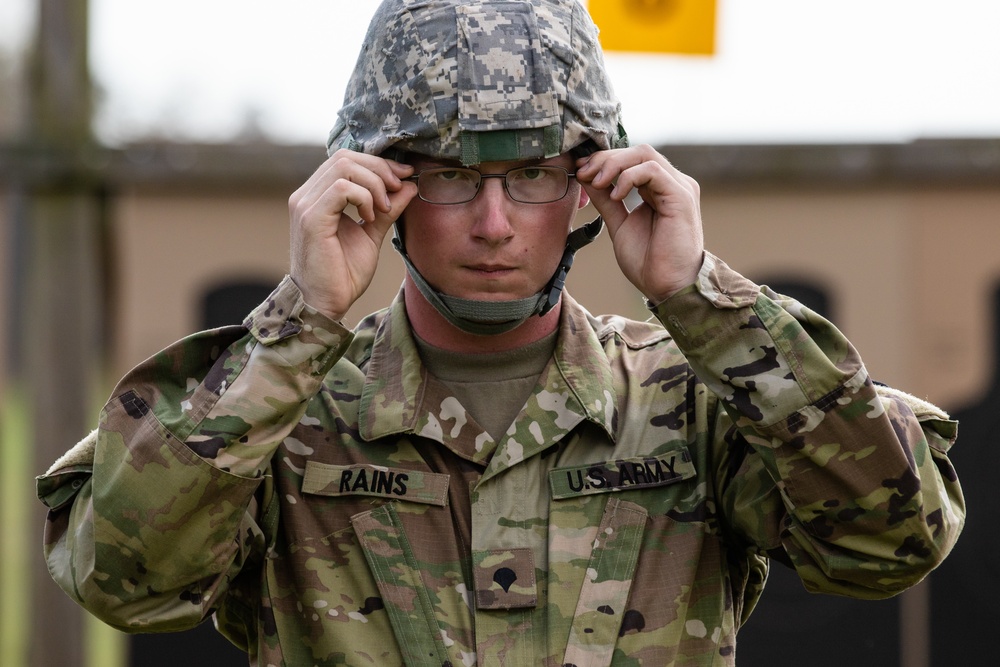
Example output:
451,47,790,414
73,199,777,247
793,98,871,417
473,548,537,610
302,461,450,506
549,448,695,499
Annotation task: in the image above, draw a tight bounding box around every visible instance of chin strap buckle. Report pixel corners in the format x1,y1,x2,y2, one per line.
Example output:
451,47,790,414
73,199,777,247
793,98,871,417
538,216,604,316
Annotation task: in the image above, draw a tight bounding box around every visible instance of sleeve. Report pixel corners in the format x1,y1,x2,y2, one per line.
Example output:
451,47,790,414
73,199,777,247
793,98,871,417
35,276,353,632
652,252,965,599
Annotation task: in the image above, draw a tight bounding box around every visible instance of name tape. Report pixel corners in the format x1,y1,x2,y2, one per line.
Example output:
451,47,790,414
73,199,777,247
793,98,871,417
302,461,450,506
549,449,695,499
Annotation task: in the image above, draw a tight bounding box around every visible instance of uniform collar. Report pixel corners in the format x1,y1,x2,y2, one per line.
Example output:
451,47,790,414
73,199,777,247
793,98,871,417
358,291,618,466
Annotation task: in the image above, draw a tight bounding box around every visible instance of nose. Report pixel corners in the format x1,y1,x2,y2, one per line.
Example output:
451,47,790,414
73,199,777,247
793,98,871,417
469,177,514,244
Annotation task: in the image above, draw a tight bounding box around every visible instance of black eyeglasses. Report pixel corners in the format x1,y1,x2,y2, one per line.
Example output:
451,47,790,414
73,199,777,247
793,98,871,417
405,166,577,205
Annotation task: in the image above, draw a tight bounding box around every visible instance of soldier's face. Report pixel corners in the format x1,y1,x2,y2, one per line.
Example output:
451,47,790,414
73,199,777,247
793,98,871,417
401,152,589,302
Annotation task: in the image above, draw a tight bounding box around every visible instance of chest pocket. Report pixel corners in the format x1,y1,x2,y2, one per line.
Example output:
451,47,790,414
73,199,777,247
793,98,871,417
561,497,649,667
288,461,457,667
351,503,453,667
547,449,699,666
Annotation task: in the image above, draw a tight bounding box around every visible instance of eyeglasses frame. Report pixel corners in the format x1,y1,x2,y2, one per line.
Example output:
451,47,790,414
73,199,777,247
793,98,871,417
404,165,578,205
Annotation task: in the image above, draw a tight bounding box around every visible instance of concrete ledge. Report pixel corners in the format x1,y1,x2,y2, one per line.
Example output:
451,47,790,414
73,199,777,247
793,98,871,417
1,138,999,190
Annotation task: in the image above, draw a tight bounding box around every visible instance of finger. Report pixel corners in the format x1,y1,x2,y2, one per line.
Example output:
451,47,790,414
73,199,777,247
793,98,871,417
341,159,403,213
386,159,416,184
578,144,682,197
295,177,375,227
574,151,622,191
599,156,698,221
581,180,630,239
350,152,415,193
363,181,418,244
613,161,674,201
317,150,412,210
350,154,414,201
307,161,399,223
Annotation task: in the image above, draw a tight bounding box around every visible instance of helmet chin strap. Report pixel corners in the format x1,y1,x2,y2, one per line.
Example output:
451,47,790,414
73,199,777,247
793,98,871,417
391,215,604,336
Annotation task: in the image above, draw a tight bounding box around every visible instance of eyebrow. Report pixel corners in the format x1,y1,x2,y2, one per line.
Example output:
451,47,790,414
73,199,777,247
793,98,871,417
413,157,563,171
413,158,465,169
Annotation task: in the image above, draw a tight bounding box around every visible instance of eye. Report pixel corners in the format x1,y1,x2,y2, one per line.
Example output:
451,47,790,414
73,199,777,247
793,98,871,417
517,167,547,181
432,169,475,183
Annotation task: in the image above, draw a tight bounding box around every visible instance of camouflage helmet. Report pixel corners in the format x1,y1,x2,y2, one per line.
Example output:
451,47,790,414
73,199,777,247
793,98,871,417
328,0,628,165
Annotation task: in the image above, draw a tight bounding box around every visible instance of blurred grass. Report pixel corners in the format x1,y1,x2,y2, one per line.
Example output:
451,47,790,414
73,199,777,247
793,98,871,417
0,387,29,667
0,388,126,667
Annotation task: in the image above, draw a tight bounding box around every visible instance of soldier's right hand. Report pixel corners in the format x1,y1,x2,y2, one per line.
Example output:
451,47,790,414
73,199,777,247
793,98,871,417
289,149,416,321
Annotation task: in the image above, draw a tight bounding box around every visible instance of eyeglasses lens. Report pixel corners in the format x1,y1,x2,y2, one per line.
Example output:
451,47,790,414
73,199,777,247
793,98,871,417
416,167,570,204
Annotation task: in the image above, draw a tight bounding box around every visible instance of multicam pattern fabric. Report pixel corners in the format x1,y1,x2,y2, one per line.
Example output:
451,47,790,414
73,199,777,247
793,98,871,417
327,0,629,164
38,254,964,666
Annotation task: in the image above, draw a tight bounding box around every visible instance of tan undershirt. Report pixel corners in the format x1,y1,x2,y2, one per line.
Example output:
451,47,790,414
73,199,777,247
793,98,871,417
413,331,558,451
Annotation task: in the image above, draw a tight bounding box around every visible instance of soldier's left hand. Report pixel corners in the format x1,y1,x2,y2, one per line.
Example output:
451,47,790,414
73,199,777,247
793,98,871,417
576,145,704,304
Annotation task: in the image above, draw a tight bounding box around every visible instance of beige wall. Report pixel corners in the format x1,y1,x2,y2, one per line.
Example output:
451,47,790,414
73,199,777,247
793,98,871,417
3,140,995,416
2,148,996,667
113,190,291,375
110,194,644,375
106,181,1000,412
910,188,1000,408
699,185,1000,408
705,188,919,386
5,177,996,413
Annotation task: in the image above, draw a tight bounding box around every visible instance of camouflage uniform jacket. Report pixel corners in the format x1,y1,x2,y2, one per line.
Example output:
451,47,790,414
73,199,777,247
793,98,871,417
38,253,964,667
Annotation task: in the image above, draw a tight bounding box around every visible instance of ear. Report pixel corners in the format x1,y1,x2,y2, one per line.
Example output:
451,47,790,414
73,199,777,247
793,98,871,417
577,184,590,209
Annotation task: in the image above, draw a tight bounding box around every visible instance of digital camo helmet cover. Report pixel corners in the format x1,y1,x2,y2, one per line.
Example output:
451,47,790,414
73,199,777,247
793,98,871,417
327,0,628,165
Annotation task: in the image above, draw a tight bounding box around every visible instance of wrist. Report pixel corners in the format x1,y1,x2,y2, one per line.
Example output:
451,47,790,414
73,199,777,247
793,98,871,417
290,275,348,323
642,255,704,306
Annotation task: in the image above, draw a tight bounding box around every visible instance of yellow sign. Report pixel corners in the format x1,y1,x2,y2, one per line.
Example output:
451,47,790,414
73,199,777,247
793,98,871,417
587,0,717,55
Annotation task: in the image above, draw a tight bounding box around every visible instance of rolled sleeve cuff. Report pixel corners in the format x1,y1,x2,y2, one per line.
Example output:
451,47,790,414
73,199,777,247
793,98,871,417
245,275,351,347
651,253,760,348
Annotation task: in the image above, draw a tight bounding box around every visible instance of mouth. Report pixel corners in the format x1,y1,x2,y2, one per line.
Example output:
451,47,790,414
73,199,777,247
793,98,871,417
467,264,516,276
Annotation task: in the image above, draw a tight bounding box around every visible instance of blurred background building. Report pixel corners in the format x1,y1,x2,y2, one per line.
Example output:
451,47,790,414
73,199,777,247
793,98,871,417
1,1,998,666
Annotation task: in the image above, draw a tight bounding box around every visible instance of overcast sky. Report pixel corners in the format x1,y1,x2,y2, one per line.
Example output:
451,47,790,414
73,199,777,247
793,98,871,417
2,0,999,146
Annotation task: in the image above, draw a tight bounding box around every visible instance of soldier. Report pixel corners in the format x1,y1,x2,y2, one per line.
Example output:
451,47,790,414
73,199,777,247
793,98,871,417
37,1,964,665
